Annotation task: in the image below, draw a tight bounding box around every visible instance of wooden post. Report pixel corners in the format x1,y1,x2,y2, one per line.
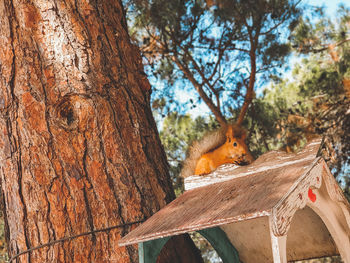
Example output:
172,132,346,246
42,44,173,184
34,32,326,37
138,237,170,263
307,187,350,263
269,217,287,263
138,227,240,263
198,227,240,263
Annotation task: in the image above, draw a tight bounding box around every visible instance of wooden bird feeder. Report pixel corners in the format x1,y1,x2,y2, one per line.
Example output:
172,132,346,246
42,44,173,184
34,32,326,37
119,139,350,263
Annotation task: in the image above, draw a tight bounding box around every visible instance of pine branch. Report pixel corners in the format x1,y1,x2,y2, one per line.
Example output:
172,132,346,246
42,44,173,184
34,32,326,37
171,54,227,126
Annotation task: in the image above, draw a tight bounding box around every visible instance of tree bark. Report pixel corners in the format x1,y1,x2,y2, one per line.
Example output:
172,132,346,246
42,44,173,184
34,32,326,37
0,0,202,262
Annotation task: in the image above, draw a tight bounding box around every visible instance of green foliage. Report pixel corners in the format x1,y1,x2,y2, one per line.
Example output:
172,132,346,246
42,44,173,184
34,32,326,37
291,3,350,53
255,5,350,196
190,232,222,263
245,98,283,156
132,3,350,261
143,1,350,194
126,0,303,117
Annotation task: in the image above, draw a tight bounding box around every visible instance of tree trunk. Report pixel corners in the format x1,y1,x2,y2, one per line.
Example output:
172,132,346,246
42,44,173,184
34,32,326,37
0,0,202,262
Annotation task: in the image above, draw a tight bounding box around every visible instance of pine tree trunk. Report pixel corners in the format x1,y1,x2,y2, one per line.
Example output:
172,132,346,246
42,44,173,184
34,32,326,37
0,0,202,262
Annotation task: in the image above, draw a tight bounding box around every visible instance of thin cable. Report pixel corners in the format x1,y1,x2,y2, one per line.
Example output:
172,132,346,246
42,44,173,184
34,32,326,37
7,220,144,262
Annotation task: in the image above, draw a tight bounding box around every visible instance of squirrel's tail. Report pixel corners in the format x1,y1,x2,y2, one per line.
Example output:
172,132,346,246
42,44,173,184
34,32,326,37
180,127,227,178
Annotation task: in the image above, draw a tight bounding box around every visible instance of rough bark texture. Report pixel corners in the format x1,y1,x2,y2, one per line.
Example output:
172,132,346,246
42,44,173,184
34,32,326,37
0,0,203,262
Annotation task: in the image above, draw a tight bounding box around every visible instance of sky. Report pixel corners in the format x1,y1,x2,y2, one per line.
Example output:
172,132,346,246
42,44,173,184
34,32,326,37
307,0,345,16
280,0,347,83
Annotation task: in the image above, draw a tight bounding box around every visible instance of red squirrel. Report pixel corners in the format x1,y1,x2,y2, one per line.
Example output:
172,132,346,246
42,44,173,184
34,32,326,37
181,124,254,177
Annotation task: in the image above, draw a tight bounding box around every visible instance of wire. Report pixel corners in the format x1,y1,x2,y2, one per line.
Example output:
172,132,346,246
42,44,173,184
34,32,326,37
7,220,144,262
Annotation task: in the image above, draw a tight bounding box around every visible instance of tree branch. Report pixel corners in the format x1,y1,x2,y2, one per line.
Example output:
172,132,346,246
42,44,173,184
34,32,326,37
192,45,250,53
207,34,226,82
181,48,222,116
307,38,350,53
171,55,227,126
236,26,260,126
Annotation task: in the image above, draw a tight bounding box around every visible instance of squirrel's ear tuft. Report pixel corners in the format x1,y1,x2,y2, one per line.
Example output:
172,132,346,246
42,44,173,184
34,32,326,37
241,131,247,140
225,125,233,138
231,124,247,140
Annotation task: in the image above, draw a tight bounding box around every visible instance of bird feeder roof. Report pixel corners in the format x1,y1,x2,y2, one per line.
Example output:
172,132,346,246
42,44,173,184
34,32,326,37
119,139,350,263
120,139,333,245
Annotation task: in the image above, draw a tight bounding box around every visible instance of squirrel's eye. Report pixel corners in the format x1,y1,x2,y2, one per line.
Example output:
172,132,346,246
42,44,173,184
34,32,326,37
233,142,237,147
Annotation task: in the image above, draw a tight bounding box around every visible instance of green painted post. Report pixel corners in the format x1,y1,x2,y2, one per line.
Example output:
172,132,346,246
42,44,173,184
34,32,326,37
198,227,240,263
138,227,240,263
138,237,170,263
